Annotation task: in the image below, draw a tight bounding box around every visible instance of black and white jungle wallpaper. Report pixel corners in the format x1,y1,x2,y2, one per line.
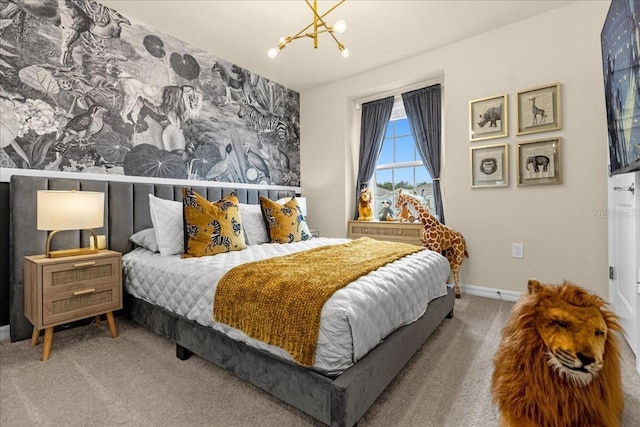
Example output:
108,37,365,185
0,0,301,186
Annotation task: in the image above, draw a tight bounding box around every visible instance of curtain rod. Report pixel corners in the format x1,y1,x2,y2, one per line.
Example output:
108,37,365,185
353,77,444,108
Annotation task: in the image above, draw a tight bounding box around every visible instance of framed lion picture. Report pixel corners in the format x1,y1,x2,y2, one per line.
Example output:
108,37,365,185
470,143,509,188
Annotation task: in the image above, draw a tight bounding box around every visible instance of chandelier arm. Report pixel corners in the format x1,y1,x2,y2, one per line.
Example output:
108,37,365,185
304,0,344,36
272,0,348,56
289,22,316,41
304,0,346,23
288,0,344,42
327,29,345,49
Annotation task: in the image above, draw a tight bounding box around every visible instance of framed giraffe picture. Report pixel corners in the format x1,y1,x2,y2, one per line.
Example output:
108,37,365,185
516,83,562,136
469,94,508,142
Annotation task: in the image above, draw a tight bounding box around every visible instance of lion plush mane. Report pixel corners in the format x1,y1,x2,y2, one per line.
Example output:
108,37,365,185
492,279,623,427
357,188,373,221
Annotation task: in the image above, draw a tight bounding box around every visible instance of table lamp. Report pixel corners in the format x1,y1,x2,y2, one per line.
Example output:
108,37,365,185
37,190,105,258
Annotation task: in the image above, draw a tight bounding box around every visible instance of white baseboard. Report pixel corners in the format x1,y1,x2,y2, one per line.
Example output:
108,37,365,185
0,325,9,342
460,284,522,302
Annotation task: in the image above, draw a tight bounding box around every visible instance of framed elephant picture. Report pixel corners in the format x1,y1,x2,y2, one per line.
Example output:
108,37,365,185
470,143,509,188
469,94,508,142
516,83,561,135
516,138,562,186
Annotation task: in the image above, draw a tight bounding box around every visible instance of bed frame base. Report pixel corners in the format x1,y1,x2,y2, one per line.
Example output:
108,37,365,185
176,344,192,361
125,286,455,427
9,175,456,427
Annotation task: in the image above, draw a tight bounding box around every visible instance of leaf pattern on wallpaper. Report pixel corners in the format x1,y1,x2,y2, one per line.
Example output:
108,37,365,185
28,133,57,169
93,132,132,164
18,65,60,95
188,144,220,179
143,35,166,58
123,143,187,179
0,98,31,167
0,99,21,149
228,127,248,182
170,52,200,81
143,34,175,85
253,78,284,115
0,18,16,72
0,0,300,186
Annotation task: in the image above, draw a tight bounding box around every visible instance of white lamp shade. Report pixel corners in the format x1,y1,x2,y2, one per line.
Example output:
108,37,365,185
37,190,104,231
277,196,307,217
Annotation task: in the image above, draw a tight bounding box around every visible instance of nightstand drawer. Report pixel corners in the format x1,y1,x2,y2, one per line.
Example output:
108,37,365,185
348,220,422,246
43,281,121,326
42,256,119,296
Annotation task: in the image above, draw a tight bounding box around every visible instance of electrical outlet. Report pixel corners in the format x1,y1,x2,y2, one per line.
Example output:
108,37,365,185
512,243,524,259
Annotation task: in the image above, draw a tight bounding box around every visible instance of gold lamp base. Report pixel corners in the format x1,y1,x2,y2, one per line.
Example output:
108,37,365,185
46,247,99,258
45,229,100,258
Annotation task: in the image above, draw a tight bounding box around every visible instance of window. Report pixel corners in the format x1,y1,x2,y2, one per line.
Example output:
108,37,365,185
371,100,433,219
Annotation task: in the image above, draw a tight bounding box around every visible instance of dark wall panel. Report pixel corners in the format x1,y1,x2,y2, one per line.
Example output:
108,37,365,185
0,182,9,326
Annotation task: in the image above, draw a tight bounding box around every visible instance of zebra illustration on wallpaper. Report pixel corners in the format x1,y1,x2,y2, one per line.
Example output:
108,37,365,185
237,99,289,148
0,0,301,187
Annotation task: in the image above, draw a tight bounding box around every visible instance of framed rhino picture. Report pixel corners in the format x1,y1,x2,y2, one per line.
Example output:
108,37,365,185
516,83,561,135
516,138,562,186
469,94,508,142
470,143,509,188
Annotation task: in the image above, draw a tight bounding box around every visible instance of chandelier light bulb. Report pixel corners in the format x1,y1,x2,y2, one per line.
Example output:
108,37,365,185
267,47,279,59
269,1,350,59
333,20,347,34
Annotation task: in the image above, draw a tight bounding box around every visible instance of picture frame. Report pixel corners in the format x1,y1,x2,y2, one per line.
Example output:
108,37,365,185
516,138,562,186
516,83,561,136
469,94,508,142
470,143,509,188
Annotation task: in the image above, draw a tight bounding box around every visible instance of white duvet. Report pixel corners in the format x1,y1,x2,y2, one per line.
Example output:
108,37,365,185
122,237,451,375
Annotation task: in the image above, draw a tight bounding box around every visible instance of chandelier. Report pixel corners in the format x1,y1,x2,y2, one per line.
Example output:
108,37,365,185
267,0,350,59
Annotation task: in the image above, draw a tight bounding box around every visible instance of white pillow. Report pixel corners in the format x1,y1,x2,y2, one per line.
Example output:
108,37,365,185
148,194,184,256
239,203,269,245
129,228,159,252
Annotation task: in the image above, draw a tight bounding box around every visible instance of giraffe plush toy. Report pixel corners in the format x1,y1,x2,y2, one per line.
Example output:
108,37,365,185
394,190,468,297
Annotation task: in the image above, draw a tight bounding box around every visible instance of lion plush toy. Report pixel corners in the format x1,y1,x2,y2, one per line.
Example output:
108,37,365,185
357,187,374,221
492,279,623,427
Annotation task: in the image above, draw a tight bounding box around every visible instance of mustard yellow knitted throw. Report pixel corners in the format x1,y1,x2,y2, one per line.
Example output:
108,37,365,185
214,237,423,367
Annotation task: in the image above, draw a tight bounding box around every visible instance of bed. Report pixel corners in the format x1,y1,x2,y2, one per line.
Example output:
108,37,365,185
9,174,456,427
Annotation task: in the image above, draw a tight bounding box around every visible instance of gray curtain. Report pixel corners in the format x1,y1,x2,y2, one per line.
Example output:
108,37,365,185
401,84,444,224
354,96,395,220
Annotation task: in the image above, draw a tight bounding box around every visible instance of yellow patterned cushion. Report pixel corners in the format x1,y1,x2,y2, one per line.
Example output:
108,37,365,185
259,196,311,243
182,188,247,257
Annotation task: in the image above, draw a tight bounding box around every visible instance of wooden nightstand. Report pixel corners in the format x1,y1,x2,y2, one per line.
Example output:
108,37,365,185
24,250,123,361
348,220,423,246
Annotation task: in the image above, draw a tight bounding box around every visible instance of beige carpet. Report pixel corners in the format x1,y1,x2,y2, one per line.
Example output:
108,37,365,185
1,295,639,426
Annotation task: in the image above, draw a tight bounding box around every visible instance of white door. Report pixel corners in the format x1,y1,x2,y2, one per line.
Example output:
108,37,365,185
608,171,639,374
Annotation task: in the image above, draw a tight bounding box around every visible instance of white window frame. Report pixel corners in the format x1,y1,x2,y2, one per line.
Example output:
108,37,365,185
370,99,433,215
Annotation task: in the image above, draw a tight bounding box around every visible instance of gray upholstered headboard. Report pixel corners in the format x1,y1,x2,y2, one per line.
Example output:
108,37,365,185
9,175,295,342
